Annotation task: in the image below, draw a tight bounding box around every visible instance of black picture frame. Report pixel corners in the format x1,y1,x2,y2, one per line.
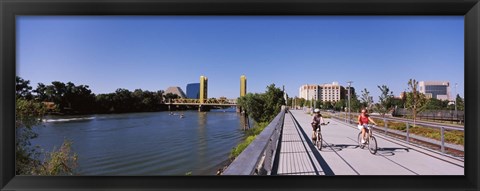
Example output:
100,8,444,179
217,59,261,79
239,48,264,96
1,0,478,190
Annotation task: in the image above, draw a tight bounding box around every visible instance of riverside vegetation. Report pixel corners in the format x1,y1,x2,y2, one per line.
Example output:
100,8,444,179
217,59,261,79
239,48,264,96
16,79,78,175
228,84,285,160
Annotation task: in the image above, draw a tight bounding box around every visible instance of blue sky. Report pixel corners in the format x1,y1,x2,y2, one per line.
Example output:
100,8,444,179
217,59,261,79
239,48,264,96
17,16,464,102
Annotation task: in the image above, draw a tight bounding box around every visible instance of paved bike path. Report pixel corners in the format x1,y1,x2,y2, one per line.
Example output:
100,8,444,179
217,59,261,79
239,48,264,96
288,110,464,175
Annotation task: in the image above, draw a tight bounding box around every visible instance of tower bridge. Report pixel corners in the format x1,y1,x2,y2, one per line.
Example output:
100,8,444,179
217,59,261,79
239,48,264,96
166,75,247,111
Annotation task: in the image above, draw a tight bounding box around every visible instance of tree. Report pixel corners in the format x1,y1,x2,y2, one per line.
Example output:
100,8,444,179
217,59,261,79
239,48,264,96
350,93,362,112
456,94,464,111
375,85,394,117
294,97,305,108
315,99,323,110
360,88,373,110
238,84,285,123
164,93,180,102
334,99,346,111
262,84,286,121
406,79,428,125
237,93,265,122
16,97,78,175
323,101,333,109
424,98,448,110
16,76,33,99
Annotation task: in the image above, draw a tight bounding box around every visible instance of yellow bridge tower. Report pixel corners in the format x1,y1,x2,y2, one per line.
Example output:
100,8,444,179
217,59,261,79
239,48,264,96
240,75,247,97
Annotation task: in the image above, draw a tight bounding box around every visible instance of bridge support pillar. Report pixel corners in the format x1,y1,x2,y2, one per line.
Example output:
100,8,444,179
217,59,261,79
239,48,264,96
198,105,211,112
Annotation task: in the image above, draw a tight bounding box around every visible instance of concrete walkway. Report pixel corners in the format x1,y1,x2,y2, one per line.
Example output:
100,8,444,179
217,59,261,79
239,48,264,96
277,110,464,175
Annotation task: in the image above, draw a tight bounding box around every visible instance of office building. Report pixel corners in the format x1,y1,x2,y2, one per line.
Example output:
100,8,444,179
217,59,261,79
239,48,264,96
299,84,320,101
299,82,347,102
419,81,450,101
320,82,345,102
186,83,200,99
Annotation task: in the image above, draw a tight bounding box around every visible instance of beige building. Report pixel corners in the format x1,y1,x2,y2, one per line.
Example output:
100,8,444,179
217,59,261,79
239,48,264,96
419,81,451,101
319,82,345,102
299,84,320,101
299,82,346,102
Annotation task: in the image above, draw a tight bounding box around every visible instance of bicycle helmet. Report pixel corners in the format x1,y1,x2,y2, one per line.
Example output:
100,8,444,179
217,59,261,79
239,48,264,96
314,108,320,113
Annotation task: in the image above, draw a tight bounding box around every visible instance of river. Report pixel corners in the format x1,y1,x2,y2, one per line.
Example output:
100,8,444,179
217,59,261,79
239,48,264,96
30,108,249,175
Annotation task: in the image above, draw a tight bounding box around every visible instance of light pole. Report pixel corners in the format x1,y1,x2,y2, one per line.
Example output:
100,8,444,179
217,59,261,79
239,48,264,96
454,83,458,117
347,81,353,124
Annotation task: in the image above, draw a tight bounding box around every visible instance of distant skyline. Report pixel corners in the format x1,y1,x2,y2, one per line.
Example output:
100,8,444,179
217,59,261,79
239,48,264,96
17,16,464,102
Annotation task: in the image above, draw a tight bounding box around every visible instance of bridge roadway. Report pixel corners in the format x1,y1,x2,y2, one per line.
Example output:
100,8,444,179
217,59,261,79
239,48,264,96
275,110,464,175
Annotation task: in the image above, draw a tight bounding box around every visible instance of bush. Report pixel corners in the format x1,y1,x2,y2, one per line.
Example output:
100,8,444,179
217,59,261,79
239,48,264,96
230,122,269,159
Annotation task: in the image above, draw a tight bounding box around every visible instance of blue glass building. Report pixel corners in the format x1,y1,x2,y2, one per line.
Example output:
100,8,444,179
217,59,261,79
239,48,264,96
186,83,200,99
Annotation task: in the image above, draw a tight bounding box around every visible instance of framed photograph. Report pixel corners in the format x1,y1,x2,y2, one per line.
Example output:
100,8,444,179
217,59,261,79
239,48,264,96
1,0,478,190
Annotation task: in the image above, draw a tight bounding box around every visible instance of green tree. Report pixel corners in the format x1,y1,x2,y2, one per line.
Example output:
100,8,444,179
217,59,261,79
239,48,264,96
315,99,323,110
424,98,448,110
323,101,333,109
360,88,373,110
164,93,180,102
349,93,362,112
237,93,265,122
375,85,394,117
238,84,285,123
16,83,78,175
16,76,33,99
334,99,345,111
406,79,427,125
457,94,464,111
298,98,306,107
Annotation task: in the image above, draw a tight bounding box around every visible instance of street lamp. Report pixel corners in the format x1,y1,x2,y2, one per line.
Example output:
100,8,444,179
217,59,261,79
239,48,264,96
347,81,353,124
454,83,458,117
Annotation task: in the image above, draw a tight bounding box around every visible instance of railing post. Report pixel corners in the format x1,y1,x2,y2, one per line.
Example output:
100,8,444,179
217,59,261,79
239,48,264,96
406,122,409,143
441,127,445,153
384,118,387,135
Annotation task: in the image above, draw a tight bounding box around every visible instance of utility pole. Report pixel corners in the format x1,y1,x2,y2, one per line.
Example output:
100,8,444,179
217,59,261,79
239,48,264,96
454,83,458,118
347,81,353,124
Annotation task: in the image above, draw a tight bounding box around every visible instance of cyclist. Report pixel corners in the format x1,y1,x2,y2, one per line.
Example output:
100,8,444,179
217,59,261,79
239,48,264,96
311,108,325,142
358,108,378,144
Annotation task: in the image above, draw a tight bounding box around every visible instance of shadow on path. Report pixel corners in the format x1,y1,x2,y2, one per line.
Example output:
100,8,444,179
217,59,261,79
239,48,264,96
321,144,359,152
376,147,410,156
289,113,335,176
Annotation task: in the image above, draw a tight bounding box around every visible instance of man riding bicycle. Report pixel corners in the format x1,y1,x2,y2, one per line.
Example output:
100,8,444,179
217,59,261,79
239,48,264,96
358,108,378,144
311,108,325,142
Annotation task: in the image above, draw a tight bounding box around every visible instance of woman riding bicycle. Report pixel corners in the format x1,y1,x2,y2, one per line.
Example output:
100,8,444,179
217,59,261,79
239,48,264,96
311,108,325,142
358,108,377,144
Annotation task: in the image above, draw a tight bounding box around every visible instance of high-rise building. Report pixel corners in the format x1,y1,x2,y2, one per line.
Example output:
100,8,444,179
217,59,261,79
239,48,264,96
319,82,345,102
299,82,346,103
419,81,450,101
299,84,320,101
186,83,200,99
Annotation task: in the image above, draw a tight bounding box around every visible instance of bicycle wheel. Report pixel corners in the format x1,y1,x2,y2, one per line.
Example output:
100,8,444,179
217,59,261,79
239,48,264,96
317,133,323,150
368,136,377,154
357,132,365,149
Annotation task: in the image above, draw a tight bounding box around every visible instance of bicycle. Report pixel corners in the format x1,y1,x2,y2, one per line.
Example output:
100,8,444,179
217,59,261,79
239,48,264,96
357,124,377,154
314,122,330,151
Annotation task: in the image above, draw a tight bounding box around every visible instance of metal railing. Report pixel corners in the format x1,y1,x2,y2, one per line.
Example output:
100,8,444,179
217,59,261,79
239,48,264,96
222,108,285,175
327,111,464,154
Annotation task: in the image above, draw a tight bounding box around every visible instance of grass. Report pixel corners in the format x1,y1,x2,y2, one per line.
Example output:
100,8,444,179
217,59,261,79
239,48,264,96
372,119,464,145
229,122,269,160
328,114,464,145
